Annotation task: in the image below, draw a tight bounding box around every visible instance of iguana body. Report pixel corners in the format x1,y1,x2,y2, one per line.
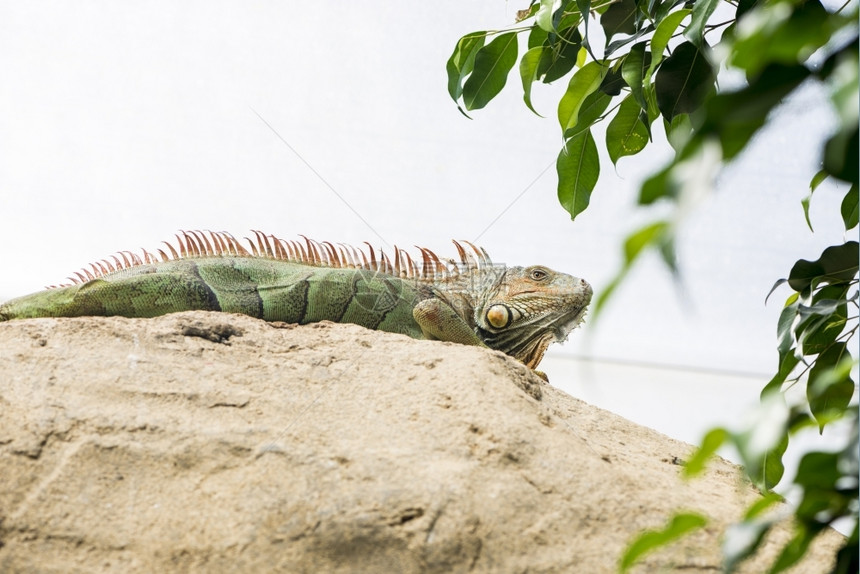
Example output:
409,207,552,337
0,231,592,370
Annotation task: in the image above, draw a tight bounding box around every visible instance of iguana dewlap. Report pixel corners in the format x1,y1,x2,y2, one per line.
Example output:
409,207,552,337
0,231,592,371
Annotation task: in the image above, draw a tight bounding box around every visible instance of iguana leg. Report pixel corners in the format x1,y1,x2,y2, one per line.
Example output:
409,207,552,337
412,299,487,347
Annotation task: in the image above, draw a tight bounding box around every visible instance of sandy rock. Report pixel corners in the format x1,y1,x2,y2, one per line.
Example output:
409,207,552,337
0,311,845,573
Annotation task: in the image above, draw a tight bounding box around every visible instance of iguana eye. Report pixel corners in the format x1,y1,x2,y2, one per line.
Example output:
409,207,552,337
529,268,548,281
486,304,511,328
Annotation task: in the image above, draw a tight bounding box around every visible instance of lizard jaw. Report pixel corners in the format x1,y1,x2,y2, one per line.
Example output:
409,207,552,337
553,306,588,343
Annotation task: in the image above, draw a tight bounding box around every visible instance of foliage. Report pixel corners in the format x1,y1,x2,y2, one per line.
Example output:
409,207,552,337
447,0,858,571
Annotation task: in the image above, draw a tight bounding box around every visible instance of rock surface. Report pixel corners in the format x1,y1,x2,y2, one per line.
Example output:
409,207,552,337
0,311,845,573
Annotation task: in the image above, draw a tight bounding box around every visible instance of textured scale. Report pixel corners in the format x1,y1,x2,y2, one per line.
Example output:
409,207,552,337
0,231,593,371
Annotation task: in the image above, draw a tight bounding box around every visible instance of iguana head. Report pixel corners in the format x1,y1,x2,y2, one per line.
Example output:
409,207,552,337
474,265,592,369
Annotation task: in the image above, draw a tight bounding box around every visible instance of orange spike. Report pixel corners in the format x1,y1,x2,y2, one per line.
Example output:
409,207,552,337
393,247,402,277
250,230,264,255
162,241,179,260
261,233,276,257
189,231,209,255
363,242,377,269
284,240,297,260
417,247,433,277
311,238,326,264
336,244,353,267
293,240,308,262
244,235,259,256
380,251,392,275
187,231,203,255
322,242,340,267
181,232,199,257
174,234,186,257
210,231,226,255
461,240,483,263
404,250,419,278
452,240,468,265
299,235,320,264
426,248,446,274
178,232,192,256
273,237,287,259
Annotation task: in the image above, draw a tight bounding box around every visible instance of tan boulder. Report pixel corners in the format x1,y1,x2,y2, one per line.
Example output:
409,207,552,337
0,312,844,572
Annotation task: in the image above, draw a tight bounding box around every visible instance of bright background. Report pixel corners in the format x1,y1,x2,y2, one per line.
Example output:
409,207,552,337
0,2,853,479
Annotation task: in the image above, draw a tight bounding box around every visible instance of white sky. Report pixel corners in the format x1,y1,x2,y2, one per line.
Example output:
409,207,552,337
0,3,852,452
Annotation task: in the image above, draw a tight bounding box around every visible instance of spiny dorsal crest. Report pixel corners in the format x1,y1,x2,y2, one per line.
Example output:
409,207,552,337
54,230,494,288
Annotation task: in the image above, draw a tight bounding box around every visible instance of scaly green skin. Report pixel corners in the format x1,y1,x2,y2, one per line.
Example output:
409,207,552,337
0,255,592,371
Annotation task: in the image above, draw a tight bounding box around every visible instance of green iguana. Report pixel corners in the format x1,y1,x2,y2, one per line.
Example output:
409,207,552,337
0,231,592,373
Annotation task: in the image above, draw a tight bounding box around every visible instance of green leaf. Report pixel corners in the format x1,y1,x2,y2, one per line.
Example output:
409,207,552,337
528,24,549,49
565,90,612,139
539,25,583,83
624,221,669,263
446,32,487,110
775,297,799,354
621,42,650,111
599,64,625,96
809,169,828,192
600,0,637,43
684,0,719,46
788,241,860,292
575,0,595,59
557,129,600,220
841,184,859,230
607,94,650,164
731,0,834,78
765,278,789,305
801,195,814,232
655,41,715,122
605,24,655,58
761,433,789,490
762,352,800,396
735,0,760,19
723,519,774,573
744,492,784,520
683,427,728,478
796,287,848,356
639,164,671,204
769,524,816,574
520,47,545,116
664,112,693,151
593,220,672,316
462,32,519,111
536,0,561,32
824,125,859,187
645,9,690,82
701,64,810,160
620,513,708,571
557,61,607,133
834,522,860,574
807,343,855,431
796,451,843,491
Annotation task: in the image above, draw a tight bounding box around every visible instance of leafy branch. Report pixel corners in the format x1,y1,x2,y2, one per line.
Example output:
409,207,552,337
447,0,859,571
